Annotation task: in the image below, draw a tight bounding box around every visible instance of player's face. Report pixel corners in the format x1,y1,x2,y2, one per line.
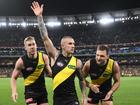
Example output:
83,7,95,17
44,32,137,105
95,50,109,66
62,38,75,54
24,40,37,56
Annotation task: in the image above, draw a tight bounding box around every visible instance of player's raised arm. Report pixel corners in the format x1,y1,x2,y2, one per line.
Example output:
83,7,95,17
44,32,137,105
31,1,58,59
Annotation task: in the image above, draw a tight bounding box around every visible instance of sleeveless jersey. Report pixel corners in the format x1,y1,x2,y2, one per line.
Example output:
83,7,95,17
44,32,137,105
21,52,46,92
52,54,78,98
89,58,114,93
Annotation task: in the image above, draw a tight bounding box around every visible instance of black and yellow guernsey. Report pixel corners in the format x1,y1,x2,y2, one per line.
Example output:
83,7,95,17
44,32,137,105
89,58,114,93
52,54,78,98
21,52,46,92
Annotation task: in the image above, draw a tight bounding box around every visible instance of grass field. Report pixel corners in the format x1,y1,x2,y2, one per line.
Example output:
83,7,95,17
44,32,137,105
0,77,140,105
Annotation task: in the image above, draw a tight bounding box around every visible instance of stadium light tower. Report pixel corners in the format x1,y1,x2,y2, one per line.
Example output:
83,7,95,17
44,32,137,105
46,21,61,28
0,22,7,27
98,18,114,25
21,22,27,28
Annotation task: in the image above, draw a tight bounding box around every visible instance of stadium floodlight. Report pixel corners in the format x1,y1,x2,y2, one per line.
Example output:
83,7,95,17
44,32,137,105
64,22,77,25
114,18,121,22
87,20,95,24
0,22,7,27
73,22,78,24
8,23,16,26
8,23,12,26
99,18,114,25
134,16,139,19
21,22,27,27
46,21,61,27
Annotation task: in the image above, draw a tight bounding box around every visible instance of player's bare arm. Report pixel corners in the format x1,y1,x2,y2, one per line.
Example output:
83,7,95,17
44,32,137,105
111,61,120,92
31,1,58,59
82,60,100,93
43,54,52,77
82,60,90,78
104,61,120,100
76,59,87,105
11,58,24,102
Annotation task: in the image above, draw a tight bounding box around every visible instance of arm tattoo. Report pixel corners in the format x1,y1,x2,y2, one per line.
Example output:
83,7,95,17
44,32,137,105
77,69,84,81
37,15,48,40
85,80,90,87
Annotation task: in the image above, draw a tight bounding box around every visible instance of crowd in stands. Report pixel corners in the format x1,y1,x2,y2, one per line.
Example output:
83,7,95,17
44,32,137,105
0,67,13,77
0,20,140,47
0,20,140,77
121,65,140,76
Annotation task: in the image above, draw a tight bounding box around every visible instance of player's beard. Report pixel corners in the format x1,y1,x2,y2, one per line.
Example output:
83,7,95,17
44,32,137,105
97,60,106,66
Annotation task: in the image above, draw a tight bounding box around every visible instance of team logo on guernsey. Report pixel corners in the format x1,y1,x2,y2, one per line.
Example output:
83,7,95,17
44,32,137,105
26,67,33,71
37,64,45,69
67,65,76,70
57,62,64,67
103,71,111,77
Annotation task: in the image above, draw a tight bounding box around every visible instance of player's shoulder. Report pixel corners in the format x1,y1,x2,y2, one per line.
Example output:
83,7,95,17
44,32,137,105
17,57,24,64
42,53,50,62
85,58,93,65
15,57,24,69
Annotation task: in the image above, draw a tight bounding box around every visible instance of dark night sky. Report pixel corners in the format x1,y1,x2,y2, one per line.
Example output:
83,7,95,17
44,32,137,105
0,0,140,16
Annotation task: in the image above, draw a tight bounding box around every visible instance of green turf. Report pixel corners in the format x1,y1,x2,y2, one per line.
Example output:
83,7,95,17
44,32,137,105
0,77,140,105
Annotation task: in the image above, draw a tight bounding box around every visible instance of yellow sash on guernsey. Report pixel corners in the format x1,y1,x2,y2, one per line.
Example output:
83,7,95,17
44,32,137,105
24,52,45,86
91,59,114,85
53,56,76,90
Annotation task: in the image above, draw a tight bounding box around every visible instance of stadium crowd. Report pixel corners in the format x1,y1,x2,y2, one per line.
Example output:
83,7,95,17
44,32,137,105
0,19,140,77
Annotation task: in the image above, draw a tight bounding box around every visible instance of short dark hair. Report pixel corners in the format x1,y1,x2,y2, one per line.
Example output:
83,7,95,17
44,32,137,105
61,36,73,40
97,45,109,55
60,36,74,46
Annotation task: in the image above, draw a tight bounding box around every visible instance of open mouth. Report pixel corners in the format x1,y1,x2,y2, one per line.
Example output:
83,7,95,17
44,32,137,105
30,50,35,54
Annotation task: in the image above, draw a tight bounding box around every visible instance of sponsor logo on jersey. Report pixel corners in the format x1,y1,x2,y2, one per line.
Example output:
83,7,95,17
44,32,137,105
68,65,76,70
37,64,45,69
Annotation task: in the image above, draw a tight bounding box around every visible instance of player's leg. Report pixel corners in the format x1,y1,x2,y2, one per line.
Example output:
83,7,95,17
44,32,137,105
102,100,113,105
101,94,113,105
25,91,37,105
87,97,99,105
87,91,99,105
28,103,37,105
40,103,48,105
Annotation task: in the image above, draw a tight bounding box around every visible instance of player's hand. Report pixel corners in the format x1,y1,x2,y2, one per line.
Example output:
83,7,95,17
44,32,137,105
11,92,18,102
102,90,113,101
82,97,87,105
81,93,87,105
89,84,100,93
31,1,43,16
